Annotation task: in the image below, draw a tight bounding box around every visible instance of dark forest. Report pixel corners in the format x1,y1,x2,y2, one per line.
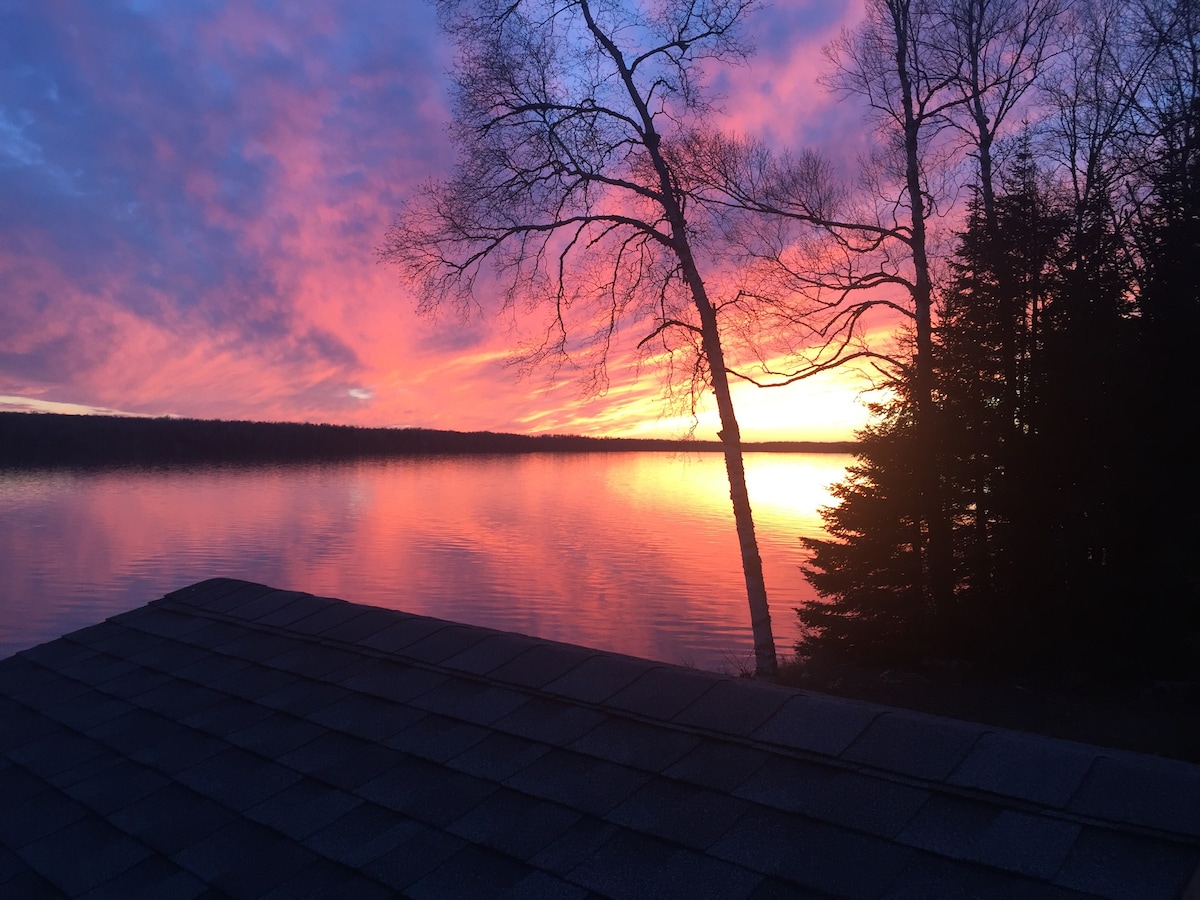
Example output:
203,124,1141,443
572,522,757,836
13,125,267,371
794,0,1200,682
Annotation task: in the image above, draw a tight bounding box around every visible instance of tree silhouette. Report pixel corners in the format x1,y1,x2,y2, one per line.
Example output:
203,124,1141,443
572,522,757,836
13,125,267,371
379,0,782,676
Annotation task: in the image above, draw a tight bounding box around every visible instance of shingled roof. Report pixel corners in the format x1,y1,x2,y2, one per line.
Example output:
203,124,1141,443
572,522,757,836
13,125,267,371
2,578,1199,898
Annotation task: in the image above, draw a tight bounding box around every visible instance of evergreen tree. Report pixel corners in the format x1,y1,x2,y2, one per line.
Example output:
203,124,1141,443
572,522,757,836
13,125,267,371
798,150,1196,676
798,0,1200,681
799,388,946,667
934,151,1071,657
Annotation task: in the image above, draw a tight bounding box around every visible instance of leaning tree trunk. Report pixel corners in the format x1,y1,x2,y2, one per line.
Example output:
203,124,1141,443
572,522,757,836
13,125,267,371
585,2,780,678
694,299,780,678
653,154,779,679
662,174,779,678
892,0,955,616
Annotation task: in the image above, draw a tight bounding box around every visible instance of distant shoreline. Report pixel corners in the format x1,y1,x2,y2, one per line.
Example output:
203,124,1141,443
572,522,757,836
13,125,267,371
0,411,856,468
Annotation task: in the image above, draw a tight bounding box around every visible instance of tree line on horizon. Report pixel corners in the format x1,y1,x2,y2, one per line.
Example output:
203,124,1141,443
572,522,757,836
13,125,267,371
0,412,851,466
383,0,1198,680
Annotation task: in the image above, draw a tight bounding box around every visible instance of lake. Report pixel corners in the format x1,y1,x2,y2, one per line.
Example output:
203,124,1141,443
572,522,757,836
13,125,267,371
0,452,851,671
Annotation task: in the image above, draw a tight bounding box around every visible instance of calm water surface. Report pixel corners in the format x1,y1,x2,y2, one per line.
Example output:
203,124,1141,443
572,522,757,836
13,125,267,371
0,452,850,671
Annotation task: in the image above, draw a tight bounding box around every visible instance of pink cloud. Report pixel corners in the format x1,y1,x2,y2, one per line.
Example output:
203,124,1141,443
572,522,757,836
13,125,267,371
0,1,877,441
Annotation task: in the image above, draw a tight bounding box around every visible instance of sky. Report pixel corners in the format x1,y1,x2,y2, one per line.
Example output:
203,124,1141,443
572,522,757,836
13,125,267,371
0,0,878,442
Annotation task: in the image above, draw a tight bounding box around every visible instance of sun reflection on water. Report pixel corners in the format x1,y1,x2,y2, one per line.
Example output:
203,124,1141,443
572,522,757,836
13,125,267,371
0,452,851,671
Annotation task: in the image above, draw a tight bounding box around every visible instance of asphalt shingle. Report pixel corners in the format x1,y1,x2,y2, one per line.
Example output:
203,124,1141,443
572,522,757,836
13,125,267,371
0,577,1196,899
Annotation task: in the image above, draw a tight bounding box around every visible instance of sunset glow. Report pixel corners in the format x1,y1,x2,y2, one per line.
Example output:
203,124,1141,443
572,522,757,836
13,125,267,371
0,2,878,441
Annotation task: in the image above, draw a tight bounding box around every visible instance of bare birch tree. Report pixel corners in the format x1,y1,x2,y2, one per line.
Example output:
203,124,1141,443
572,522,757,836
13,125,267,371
938,0,1066,226
379,0,781,676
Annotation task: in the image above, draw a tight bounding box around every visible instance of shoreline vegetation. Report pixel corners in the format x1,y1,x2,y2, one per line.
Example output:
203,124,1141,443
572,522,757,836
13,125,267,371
0,411,854,468
4,409,1195,759
777,658,1200,763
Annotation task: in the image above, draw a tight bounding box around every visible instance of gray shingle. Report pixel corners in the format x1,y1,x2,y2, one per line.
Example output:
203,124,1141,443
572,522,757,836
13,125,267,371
399,624,493,665
302,802,424,868
210,631,305,666
258,857,395,900
361,826,466,891
712,805,916,898
175,746,301,812
1053,826,1200,900
382,711,490,762
1068,754,1200,836
77,853,210,900
490,695,607,747
488,640,595,689
0,757,57,806
446,787,582,859
7,666,92,709
898,794,1081,880
208,586,305,621
507,869,593,900
226,710,329,758
172,654,256,688
173,818,321,897
278,730,406,790
504,748,651,817
734,755,930,838
752,691,883,755
881,851,1090,900
56,650,141,686
440,632,542,676
0,656,62,694
62,622,163,659
0,779,89,849
528,815,619,878
6,727,113,780
603,666,724,720
568,828,763,900
256,676,351,717
542,654,658,704
57,758,170,816
262,642,366,680
947,730,1098,807
404,842,536,899
606,776,751,850
357,616,454,654
316,605,417,645
92,666,175,702
356,755,497,827
166,579,269,614
206,662,296,701
43,692,136,733
110,606,214,642
255,593,340,628
244,778,362,841
281,603,375,638
841,708,984,780
672,678,792,737
0,701,66,754
338,658,448,704
5,579,1198,899
446,731,550,781
125,638,212,674
662,738,772,794
568,715,701,773
180,695,275,737
108,783,238,855
305,690,426,742
19,813,151,896
19,639,101,672
405,675,529,725
132,681,229,721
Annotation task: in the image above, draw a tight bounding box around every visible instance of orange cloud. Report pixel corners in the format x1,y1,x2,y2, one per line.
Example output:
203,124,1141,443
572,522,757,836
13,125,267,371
0,1,878,441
